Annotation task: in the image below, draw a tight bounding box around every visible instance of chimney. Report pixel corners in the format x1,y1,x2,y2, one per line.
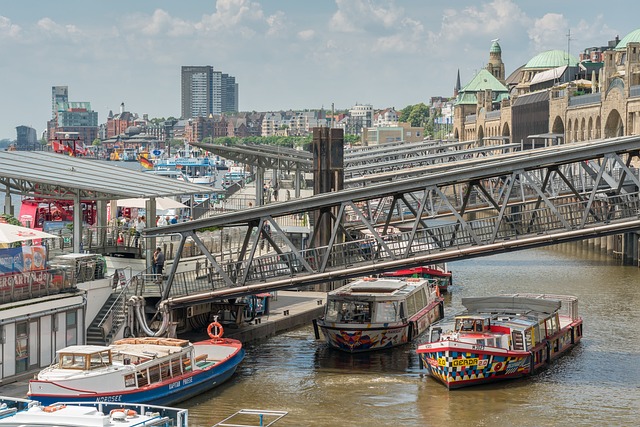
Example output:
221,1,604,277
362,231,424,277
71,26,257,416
120,102,125,115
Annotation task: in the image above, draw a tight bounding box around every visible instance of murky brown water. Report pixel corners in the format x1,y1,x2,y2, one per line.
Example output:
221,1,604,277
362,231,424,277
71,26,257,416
183,244,640,426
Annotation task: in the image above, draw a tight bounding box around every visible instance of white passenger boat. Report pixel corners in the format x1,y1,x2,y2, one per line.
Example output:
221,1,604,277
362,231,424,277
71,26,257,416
313,277,444,352
28,322,244,406
0,395,188,426
416,294,583,389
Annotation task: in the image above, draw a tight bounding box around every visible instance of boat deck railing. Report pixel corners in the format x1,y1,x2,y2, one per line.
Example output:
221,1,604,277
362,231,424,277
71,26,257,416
212,409,288,427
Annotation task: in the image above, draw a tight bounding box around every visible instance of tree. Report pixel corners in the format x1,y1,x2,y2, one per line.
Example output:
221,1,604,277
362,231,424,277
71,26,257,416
406,103,430,128
92,138,102,146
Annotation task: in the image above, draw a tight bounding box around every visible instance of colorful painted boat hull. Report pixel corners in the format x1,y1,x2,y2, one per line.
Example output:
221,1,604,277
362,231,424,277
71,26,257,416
418,319,582,389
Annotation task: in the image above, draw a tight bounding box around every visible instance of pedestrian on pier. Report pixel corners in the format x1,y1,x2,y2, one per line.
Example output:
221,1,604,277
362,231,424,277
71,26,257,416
134,215,145,247
153,247,165,283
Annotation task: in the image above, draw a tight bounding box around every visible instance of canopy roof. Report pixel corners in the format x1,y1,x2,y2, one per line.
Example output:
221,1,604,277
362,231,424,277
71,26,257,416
0,151,209,201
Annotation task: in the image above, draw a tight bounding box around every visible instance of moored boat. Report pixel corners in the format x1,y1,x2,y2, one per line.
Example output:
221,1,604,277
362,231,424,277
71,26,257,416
313,277,444,352
28,322,244,406
381,264,453,293
0,395,188,426
416,293,583,389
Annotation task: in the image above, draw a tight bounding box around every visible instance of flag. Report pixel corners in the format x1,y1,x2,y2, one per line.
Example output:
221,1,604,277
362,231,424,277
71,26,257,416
139,156,153,170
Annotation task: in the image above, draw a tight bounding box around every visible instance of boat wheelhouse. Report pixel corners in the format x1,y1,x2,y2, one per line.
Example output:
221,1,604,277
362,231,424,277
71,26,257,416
28,327,244,406
314,277,444,352
416,294,583,389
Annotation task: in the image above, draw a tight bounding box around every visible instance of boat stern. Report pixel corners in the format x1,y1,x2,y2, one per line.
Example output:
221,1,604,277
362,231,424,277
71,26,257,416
317,322,407,352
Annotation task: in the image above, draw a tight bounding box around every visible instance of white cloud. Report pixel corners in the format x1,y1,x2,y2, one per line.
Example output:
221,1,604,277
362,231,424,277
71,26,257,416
139,9,194,37
436,0,529,44
36,17,81,39
373,17,424,54
298,29,315,41
528,13,567,51
329,0,405,33
0,16,21,38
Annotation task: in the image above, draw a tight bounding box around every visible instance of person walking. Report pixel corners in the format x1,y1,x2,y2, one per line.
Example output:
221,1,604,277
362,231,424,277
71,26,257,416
134,215,146,247
153,247,165,283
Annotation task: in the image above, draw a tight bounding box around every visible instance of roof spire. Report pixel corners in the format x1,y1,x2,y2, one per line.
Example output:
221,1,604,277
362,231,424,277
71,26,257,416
454,69,461,96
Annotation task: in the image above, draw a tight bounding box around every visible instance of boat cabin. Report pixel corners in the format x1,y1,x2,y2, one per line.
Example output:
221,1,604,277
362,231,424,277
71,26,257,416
56,346,113,370
324,277,436,324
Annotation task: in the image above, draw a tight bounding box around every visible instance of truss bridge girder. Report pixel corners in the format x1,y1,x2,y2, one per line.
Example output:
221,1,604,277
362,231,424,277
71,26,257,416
144,136,640,306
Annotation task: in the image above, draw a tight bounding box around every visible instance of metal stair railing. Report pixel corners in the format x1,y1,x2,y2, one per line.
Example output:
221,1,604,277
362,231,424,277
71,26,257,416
92,267,151,343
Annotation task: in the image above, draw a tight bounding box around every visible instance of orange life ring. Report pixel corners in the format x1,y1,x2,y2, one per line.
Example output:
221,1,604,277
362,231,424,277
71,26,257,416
43,404,66,412
110,409,138,417
207,321,224,340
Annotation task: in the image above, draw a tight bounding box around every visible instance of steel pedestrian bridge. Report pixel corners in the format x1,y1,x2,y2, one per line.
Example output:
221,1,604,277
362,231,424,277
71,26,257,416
144,135,640,308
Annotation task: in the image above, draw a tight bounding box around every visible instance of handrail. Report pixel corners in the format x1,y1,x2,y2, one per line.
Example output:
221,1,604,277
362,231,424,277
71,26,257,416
95,265,152,335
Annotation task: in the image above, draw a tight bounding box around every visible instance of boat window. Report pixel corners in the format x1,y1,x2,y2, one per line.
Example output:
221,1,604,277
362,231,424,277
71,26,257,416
374,301,398,323
476,339,484,346
525,329,533,349
89,351,111,369
546,314,559,335
486,338,495,347
457,319,476,332
60,354,87,370
414,289,426,312
325,300,371,323
124,373,136,387
406,295,417,317
148,365,161,383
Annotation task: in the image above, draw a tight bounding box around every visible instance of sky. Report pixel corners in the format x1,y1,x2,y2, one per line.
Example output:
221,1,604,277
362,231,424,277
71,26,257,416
0,0,637,140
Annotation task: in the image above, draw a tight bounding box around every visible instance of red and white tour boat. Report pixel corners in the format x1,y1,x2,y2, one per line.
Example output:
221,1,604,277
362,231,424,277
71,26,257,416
416,294,582,389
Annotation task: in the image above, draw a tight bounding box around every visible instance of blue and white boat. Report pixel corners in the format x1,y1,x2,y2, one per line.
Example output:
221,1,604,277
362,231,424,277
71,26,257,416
0,395,188,426
154,144,218,185
28,323,244,407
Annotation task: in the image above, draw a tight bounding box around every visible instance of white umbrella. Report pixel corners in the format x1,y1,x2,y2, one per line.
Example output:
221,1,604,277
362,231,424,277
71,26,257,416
116,197,188,210
0,222,59,243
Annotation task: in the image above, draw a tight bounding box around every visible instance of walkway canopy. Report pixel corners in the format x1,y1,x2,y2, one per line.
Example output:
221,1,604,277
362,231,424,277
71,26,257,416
0,151,208,201
0,151,210,252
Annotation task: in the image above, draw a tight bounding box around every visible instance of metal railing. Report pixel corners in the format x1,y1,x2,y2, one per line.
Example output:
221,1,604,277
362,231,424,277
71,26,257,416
568,92,601,107
153,189,640,298
0,266,76,304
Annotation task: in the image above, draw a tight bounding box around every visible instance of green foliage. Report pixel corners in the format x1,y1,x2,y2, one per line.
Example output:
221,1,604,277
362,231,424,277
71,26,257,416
92,138,102,146
344,134,360,144
406,103,430,128
0,213,21,226
212,135,312,149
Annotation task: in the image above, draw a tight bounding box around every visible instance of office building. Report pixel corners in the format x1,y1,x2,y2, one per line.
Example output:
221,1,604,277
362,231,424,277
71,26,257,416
181,66,238,119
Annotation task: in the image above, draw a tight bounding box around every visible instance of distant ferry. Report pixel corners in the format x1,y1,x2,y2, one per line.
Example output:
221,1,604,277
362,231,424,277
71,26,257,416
381,264,453,293
313,277,444,352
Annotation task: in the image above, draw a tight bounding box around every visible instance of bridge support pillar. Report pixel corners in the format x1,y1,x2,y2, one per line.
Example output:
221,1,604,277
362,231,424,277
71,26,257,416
256,167,265,206
622,232,638,265
312,127,344,292
606,235,615,255
3,185,13,216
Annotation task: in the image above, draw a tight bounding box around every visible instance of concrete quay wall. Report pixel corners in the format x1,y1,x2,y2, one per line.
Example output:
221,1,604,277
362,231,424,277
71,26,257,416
222,291,326,344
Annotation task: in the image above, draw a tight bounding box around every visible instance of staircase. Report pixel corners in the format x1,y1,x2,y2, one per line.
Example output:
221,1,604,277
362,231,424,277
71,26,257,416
86,293,127,346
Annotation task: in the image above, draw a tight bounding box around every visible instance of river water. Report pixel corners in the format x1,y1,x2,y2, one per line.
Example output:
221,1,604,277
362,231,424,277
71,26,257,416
182,245,640,427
